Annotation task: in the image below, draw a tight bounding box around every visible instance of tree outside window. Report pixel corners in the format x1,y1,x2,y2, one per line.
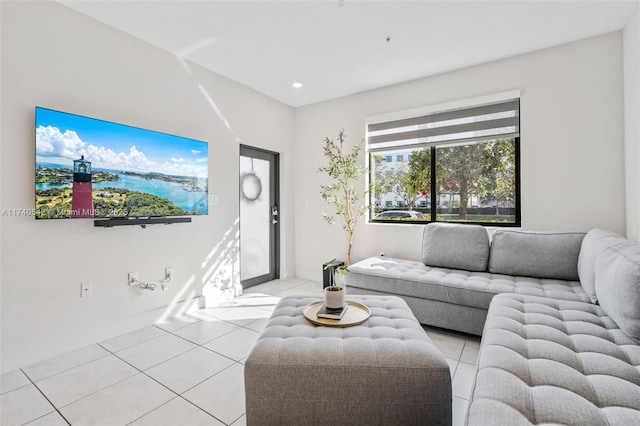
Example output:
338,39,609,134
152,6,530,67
368,96,520,225
371,138,517,224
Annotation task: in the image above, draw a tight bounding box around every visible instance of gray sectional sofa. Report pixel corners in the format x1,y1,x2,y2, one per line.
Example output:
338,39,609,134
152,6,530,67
346,224,590,335
346,224,640,425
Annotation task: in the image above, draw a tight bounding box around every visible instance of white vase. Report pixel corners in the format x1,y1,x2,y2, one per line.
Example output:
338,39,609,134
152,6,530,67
324,286,346,309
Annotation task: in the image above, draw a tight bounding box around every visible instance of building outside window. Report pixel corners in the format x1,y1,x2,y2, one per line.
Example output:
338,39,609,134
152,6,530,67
368,93,520,225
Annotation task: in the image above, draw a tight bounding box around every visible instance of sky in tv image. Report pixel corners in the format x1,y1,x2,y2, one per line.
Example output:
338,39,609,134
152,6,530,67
36,108,208,178
35,107,209,219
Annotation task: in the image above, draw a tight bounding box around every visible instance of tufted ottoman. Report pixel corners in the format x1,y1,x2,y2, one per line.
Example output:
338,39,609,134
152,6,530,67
466,293,640,425
244,295,451,425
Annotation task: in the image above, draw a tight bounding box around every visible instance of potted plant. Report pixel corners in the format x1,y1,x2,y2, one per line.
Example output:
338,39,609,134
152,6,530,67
319,130,369,308
323,260,348,309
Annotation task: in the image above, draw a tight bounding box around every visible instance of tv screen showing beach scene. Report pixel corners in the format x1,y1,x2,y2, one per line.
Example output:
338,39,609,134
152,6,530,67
35,107,209,219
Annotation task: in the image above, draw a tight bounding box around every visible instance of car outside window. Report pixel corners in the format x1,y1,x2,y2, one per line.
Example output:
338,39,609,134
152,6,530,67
368,96,520,226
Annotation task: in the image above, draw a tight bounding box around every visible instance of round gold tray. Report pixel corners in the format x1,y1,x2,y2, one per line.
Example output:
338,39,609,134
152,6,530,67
303,300,371,327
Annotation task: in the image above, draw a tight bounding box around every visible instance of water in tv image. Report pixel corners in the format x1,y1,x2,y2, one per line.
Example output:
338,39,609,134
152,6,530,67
35,107,209,219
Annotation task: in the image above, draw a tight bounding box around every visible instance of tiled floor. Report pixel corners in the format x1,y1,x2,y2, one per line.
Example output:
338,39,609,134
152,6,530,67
1,279,481,426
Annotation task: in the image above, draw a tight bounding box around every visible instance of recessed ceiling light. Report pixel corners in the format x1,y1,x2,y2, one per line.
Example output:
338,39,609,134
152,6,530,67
292,82,303,89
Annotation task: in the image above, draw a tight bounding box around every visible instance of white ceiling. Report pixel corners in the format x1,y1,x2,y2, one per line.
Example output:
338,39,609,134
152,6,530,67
58,0,638,107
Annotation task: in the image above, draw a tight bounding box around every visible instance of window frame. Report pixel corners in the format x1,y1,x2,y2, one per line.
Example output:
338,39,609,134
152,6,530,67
367,92,521,227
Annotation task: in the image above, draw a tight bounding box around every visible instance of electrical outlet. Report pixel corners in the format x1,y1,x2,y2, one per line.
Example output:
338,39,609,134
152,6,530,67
165,267,174,282
81,282,92,297
128,272,139,287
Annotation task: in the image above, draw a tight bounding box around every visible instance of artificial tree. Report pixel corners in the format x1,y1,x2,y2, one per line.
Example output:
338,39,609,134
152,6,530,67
319,129,369,267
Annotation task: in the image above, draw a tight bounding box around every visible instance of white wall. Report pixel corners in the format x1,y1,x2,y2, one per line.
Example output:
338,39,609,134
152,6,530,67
294,32,626,280
624,3,640,242
0,1,295,373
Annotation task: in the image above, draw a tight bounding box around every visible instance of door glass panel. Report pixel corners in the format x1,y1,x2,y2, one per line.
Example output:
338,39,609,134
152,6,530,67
240,155,271,281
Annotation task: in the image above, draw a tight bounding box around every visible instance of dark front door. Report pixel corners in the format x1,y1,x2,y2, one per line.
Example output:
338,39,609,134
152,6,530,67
239,145,280,288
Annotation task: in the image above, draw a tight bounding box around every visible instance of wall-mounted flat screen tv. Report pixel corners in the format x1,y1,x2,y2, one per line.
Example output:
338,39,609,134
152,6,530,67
35,107,208,219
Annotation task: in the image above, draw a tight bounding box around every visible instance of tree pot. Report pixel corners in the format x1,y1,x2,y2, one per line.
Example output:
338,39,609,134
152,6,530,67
324,285,346,309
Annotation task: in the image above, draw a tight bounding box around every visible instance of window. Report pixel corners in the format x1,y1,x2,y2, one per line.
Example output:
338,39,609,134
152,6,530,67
368,95,520,225
385,155,392,163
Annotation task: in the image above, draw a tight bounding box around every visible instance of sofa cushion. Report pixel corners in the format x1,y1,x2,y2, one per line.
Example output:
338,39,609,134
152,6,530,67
595,238,640,343
466,293,640,426
421,223,489,272
578,228,627,304
346,257,591,312
488,230,585,281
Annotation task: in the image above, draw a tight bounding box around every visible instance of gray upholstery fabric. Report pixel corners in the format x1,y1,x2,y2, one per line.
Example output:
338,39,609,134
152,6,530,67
244,295,451,426
346,256,590,310
338,286,489,335
422,223,490,272
488,230,585,280
466,294,640,426
577,228,625,304
594,237,640,343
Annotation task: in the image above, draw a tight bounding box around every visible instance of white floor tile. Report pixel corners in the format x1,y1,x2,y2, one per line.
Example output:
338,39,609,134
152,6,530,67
424,326,467,360
278,287,323,297
115,334,197,371
145,347,234,394
198,306,233,317
182,363,245,425
204,327,261,361
60,373,175,426
129,397,225,426
209,306,271,325
242,282,286,295
3,278,484,426
446,358,458,378
460,337,481,365
217,293,281,308
204,306,273,326
231,414,247,426
452,361,477,400
154,311,210,332
35,355,138,408
243,317,270,333
453,395,470,426
24,411,69,426
1,369,30,394
22,344,110,382
171,317,239,345
100,326,167,353
0,384,54,425
277,281,323,297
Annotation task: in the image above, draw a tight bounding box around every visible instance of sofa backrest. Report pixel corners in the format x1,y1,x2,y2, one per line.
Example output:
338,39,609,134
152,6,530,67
582,229,640,344
488,230,585,281
577,228,625,304
421,223,490,272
